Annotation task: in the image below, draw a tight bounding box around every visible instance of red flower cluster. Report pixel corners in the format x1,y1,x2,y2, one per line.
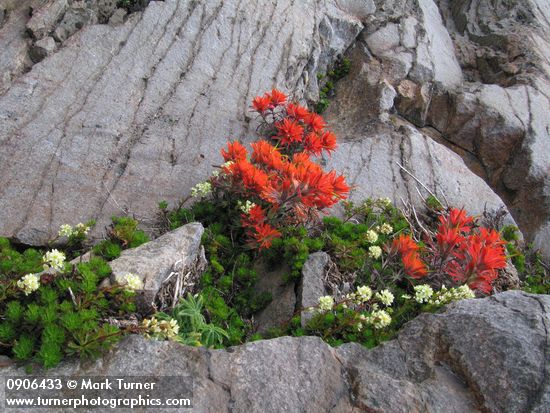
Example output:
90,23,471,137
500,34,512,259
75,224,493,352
213,89,350,249
392,234,427,279
252,89,337,157
392,208,507,293
241,205,281,249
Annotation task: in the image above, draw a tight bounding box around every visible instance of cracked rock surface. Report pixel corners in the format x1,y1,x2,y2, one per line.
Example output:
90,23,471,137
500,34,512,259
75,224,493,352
1,290,547,412
0,0,548,253
0,0,364,245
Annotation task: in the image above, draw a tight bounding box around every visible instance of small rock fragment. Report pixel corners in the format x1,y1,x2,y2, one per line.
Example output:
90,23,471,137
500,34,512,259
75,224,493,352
26,0,69,39
108,8,127,26
29,36,56,63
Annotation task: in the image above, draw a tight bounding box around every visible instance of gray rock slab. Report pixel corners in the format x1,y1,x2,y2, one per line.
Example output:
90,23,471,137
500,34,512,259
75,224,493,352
253,261,297,334
0,0,364,246
298,251,330,327
109,222,204,313
1,290,547,412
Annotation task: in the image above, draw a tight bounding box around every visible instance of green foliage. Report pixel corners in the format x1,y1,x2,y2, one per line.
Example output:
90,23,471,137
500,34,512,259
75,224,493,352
425,195,443,211
110,216,150,248
500,225,549,294
0,238,136,368
521,246,550,294
0,238,43,279
159,199,275,346
93,216,149,260
93,240,122,261
157,294,229,348
314,57,351,114
264,227,325,281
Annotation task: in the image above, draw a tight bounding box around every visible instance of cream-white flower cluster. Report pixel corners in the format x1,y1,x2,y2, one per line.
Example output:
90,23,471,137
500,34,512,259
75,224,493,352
191,182,212,198
238,200,256,214
17,273,40,295
75,223,90,235
413,284,434,303
378,197,392,207
365,230,378,243
364,309,392,329
344,285,372,305
43,249,66,271
368,245,382,259
122,273,143,291
430,285,475,306
213,161,235,177
375,289,394,306
58,223,90,238
318,295,334,311
141,317,180,341
375,223,393,235
58,224,73,237
356,285,372,302
402,284,475,306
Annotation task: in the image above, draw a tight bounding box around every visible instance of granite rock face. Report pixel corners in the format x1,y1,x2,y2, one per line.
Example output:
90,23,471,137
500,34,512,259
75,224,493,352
0,0,364,245
1,290,547,412
1,0,549,254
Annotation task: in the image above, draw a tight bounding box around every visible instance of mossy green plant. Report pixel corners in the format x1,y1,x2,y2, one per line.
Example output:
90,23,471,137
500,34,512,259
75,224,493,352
93,216,149,260
314,57,351,114
0,238,137,368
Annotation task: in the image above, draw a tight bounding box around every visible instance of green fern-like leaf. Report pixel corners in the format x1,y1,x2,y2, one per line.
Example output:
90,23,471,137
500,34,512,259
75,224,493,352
173,294,206,330
200,323,229,348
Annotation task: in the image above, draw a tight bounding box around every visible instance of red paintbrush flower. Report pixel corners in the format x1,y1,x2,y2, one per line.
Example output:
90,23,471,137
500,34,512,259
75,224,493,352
320,131,337,153
391,234,420,255
251,140,284,170
305,113,326,132
221,141,248,162
402,252,428,279
251,222,281,249
329,172,350,200
268,89,287,106
242,204,267,227
436,225,464,256
286,103,310,121
275,118,304,145
439,208,474,233
304,132,324,156
252,95,272,113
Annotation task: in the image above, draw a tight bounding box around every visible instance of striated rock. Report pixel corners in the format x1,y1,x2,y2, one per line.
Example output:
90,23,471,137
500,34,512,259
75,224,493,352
299,252,330,327
411,0,462,89
0,290,547,412
323,46,516,227
0,0,364,246
108,222,204,313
